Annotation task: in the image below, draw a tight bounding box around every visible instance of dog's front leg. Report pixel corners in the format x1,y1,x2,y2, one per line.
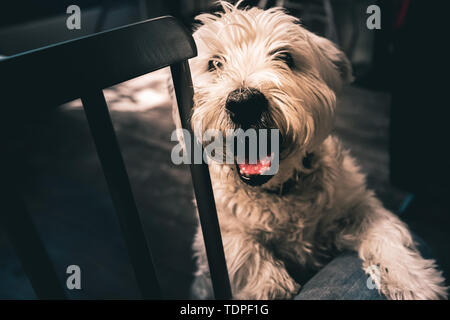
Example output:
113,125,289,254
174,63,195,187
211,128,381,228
221,232,300,300
192,229,300,300
338,198,448,300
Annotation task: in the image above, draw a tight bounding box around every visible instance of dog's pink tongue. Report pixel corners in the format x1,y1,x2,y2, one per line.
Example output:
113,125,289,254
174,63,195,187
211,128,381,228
238,156,272,176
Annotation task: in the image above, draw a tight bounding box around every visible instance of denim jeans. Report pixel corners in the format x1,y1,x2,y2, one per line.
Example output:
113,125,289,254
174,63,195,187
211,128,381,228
294,235,432,300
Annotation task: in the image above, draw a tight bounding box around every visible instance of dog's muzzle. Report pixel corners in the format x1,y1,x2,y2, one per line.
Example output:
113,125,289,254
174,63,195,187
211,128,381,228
225,88,279,186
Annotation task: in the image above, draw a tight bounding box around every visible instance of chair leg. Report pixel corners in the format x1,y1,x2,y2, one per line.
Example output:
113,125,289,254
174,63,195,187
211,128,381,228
81,90,161,299
0,168,67,299
171,61,232,299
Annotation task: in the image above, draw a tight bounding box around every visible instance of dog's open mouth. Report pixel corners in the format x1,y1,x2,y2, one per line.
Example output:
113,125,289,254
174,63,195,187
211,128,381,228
232,129,281,186
236,153,275,186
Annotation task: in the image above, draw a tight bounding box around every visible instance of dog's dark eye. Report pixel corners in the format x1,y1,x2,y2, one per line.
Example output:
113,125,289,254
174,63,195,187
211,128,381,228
208,56,223,72
275,52,295,69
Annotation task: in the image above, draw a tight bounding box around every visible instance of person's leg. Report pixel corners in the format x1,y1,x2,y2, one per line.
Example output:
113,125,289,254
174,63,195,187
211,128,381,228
295,235,433,300
295,251,386,300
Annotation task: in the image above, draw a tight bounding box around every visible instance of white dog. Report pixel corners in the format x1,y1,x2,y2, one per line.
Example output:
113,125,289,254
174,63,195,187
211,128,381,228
173,1,448,300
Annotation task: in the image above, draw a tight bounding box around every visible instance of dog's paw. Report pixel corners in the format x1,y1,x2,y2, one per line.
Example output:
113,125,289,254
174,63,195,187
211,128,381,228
235,276,300,300
381,276,448,300
366,260,448,300
265,279,301,300
381,281,448,300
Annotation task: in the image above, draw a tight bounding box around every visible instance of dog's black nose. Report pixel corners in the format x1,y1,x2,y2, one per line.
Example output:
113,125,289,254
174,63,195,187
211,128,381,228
225,88,268,126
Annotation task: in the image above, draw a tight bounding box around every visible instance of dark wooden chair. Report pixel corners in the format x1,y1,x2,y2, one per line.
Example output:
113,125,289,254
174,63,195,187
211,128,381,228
0,16,231,299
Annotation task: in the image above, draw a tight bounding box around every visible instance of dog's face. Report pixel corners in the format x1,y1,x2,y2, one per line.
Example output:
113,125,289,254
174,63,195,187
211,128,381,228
190,3,352,188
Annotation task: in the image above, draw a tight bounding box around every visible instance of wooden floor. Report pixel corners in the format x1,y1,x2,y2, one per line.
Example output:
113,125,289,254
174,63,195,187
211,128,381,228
0,71,447,299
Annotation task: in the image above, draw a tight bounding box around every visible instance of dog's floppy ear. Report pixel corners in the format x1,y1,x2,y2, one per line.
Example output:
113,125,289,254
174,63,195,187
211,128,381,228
308,33,353,91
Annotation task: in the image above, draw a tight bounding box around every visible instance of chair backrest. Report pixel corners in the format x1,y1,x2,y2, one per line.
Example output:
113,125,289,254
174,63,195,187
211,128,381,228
1,16,195,109
0,16,231,299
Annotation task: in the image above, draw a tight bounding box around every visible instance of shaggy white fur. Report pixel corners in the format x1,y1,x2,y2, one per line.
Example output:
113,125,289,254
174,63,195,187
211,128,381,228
174,1,448,300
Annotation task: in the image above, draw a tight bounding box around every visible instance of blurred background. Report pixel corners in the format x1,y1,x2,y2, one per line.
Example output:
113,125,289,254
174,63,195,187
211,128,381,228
0,0,448,299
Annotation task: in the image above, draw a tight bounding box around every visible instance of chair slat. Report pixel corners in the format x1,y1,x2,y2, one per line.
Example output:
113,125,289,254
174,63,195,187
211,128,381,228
81,90,161,299
171,62,232,300
0,161,67,299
